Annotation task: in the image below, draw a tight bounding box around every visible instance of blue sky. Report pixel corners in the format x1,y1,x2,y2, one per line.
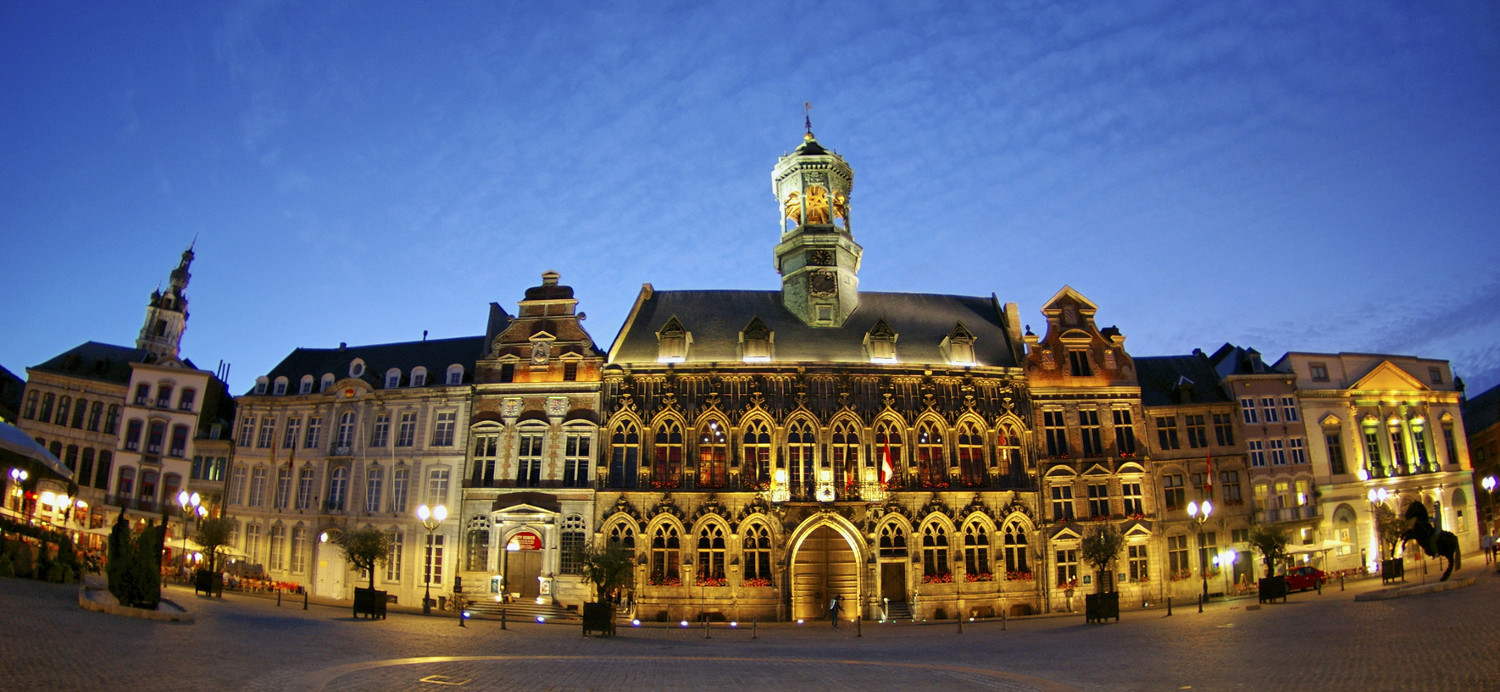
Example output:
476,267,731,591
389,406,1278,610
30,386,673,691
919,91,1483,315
3,1,1498,396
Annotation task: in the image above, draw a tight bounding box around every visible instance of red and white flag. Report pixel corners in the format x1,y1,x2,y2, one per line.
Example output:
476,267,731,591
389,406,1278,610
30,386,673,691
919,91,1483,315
1204,448,1213,496
880,439,894,484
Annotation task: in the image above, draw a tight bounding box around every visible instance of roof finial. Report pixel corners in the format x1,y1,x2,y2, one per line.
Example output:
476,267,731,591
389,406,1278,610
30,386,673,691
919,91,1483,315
803,101,814,140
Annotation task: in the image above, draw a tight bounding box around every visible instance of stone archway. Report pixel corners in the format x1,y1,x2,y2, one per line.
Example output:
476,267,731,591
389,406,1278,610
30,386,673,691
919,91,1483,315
787,518,863,622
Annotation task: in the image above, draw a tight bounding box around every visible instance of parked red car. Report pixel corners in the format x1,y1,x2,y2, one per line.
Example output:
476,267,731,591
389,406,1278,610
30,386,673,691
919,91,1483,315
1284,566,1327,592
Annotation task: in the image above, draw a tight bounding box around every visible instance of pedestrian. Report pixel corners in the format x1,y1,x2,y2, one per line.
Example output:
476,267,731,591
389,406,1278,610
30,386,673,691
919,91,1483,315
828,594,842,627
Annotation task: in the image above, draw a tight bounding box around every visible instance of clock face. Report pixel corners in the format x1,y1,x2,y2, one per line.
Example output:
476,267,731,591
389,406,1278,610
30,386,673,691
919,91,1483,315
809,270,837,297
808,249,833,266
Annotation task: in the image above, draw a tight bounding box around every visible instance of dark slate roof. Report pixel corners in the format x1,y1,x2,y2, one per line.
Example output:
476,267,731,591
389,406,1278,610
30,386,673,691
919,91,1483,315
256,336,486,395
30,341,153,385
611,290,1018,367
1136,354,1231,407
1207,343,1269,378
1464,383,1500,434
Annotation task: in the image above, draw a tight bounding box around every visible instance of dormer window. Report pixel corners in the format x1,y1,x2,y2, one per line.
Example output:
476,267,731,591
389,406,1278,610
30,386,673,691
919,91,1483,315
349,359,366,378
446,364,464,385
299,375,314,394
657,317,690,363
272,377,288,396
942,322,976,366
740,317,773,363
410,367,427,387
254,378,268,395
1068,350,1092,377
385,369,402,389
320,374,334,392
864,319,898,364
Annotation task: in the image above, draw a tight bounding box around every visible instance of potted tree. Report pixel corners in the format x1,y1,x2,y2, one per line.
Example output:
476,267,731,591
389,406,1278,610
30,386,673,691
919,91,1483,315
1248,524,1290,603
575,543,633,636
192,517,235,597
334,528,392,619
1374,503,1405,584
1080,524,1124,623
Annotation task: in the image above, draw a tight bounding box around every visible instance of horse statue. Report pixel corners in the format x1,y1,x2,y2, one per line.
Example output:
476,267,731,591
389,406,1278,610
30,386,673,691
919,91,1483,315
1400,502,1461,581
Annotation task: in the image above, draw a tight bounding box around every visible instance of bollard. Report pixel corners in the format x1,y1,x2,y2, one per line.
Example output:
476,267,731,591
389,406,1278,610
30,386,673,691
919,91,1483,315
856,614,862,638
957,613,963,634
277,589,281,607
1317,578,1322,596
1197,593,1203,614
1340,574,1345,592
1002,608,1007,631
303,591,309,611
704,617,710,639
752,619,757,639
1166,596,1172,617
501,608,507,630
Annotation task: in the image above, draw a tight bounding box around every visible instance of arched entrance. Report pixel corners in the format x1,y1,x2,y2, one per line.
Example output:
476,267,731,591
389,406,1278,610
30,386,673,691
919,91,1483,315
789,524,860,622
502,529,544,600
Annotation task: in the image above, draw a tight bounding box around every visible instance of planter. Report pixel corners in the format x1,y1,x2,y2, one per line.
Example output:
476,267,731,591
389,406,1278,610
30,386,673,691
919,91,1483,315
353,587,387,620
1257,576,1287,604
1084,592,1119,623
582,602,616,637
193,570,223,598
1380,559,1404,584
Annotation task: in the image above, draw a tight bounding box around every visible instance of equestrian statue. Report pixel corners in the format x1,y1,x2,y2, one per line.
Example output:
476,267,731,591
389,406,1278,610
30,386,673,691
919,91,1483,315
1400,502,1460,581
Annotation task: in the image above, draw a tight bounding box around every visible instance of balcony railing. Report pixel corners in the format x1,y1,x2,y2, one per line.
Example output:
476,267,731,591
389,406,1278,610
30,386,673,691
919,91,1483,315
1257,505,1319,524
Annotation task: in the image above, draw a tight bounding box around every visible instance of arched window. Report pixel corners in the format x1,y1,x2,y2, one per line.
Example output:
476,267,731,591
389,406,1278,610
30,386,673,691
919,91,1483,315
22,390,37,419
650,524,680,584
559,514,586,574
272,378,287,396
177,388,196,411
874,419,904,486
169,424,189,457
55,395,71,426
327,467,347,511
957,421,986,487
1003,520,1029,574
879,523,907,558
116,466,136,498
742,419,772,488
269,525,286,571
104,404,121,435
446,364,465,386
299,376,314,395
697,420,727,489
385,369,402,389
39,393,54,422
335,412,355,450
916,421,945,488
921,523,949,578
146,421,167,455
607,523,636,554
652,420,683,489
409,367,427,387
787,419,816,500
830,420,860,493
963,522,991,578
743,523,772,583
609,421,640,489
70,398,88,428
696,524,726,583
996,423,1023,478
320,374,334,392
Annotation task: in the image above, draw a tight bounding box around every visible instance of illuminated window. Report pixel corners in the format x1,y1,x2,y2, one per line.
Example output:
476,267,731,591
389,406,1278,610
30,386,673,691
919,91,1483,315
1055,548,1078,586
609,421,640,489
650,525,681,583
653,420,684,489
956,421,986,486
830,420,860,491
1167,535,1188,577
787,419,816,499
385,529,403,582
1122,482,1143,515
516,431,543,487
696,524,727,582
697,421,727,489
915,421,945,487
559,515,586,575
1128,544,1149,582
563,429,592,488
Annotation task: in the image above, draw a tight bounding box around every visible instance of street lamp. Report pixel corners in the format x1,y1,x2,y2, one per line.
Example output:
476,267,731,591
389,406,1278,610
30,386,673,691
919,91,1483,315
178,490,201,568
416,503,447,615
8,468,28,517
1186,499,1213,607
1366,487,1390,572
1482,476,1496,536
1215,549,1237,596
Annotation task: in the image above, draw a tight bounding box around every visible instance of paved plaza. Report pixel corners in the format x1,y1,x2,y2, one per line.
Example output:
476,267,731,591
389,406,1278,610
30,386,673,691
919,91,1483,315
3,564,1499,691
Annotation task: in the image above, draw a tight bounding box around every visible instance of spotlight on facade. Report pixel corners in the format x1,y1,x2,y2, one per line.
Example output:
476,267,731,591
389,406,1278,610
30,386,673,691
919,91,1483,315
796,619,804,625
632,619,641,627
680,620,689,627
729,621,738,628
535,616,545,624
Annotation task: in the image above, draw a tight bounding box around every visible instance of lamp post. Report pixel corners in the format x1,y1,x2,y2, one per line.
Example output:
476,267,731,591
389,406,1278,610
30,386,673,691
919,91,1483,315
416,503,447,615
177,490,201,567
1366,487,1389,568
1482,476,1496,536
1216,549,1237,596
1186,499,1213,608
8,468,28,517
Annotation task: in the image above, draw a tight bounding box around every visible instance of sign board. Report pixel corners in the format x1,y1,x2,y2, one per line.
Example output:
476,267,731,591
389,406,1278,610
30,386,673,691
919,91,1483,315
508,530,542,551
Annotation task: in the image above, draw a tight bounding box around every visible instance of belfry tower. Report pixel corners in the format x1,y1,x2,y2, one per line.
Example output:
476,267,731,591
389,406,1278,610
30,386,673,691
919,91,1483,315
136,244,194,360
772,121,862,327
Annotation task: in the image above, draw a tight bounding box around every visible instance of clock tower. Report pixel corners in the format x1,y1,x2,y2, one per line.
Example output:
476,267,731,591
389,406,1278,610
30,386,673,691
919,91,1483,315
772,127,862,327
136,244,194,361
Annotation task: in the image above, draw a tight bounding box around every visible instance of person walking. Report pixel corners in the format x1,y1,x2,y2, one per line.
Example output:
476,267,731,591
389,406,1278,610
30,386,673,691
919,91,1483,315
828,594,842,627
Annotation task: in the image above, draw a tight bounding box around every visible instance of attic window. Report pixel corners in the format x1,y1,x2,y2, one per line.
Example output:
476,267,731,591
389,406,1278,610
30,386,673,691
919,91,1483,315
320,374,334,392
411,367,427,387
349,359,366,378
447,364,464,385
864,319,898,364
385,369,401,388
740,317,773,363
657,317,690,364
1068,350,1092,377
272,378,288,396
942,322,976,366
299,376,314,394
254,378,268,395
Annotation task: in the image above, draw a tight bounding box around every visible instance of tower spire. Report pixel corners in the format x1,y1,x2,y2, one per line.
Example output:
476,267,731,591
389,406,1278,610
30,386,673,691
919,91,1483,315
136,244,195,360
771,123,861,327
804,101,813,139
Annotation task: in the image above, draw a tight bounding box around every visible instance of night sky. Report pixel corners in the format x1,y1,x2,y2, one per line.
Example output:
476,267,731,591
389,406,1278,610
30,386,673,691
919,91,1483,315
3,1,1497,395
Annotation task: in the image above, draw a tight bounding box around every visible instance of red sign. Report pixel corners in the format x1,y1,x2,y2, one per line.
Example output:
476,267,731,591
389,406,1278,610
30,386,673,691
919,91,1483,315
508,531,542,551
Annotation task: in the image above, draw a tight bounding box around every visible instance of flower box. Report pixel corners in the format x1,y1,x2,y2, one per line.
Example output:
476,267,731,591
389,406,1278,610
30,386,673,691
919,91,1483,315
964,572,994,583
921,572,954,584
1005,571,1034,581
741,577,772,588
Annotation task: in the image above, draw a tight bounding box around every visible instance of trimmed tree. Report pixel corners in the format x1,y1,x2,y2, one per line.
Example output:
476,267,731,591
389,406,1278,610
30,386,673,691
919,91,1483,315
1375,503,1405,559
194,517,236,574
575,542,634,602
335,527,392,591
1248,524,1290,577
1080,524,1125,593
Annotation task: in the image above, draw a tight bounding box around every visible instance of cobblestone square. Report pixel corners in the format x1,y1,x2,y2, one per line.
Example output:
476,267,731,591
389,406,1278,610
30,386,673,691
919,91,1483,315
3,566,1498,691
